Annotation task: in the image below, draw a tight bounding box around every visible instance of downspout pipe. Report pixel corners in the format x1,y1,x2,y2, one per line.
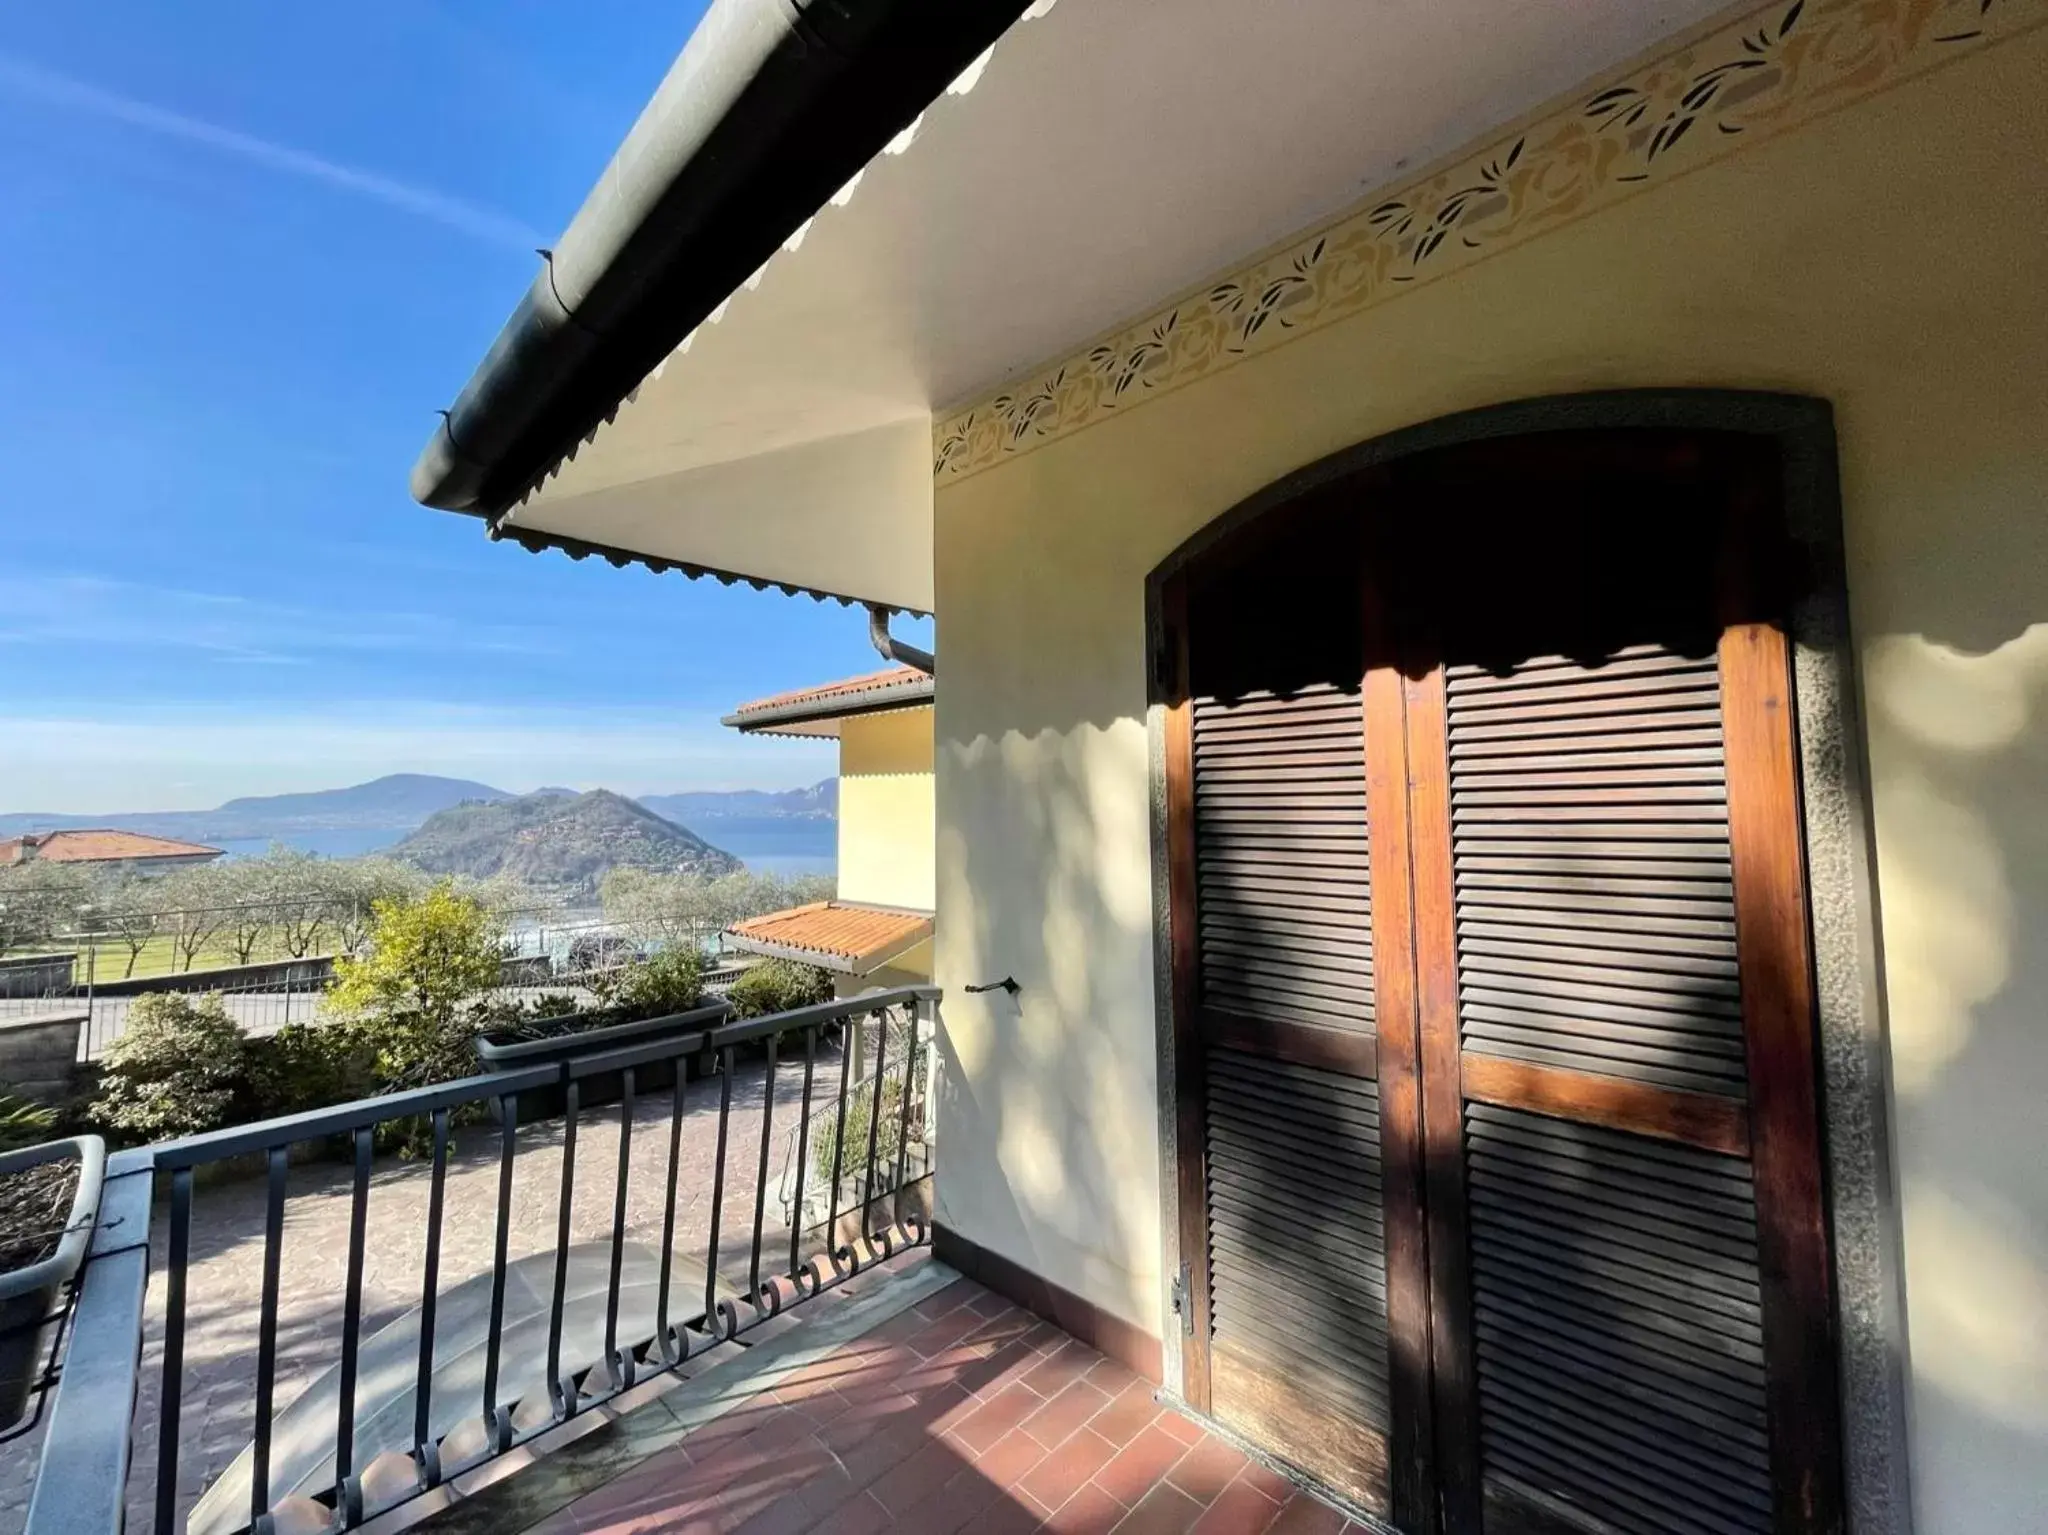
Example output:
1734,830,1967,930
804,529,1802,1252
868,605,935,676
410,0,1033,518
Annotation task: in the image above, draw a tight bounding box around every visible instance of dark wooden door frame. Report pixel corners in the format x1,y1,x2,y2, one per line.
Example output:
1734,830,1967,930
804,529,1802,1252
1145,390,1905,1535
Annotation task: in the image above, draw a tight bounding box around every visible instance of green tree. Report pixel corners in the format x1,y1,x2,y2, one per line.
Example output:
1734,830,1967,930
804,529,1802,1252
329,883,502,1029
162,864,231,972
0,860,90,954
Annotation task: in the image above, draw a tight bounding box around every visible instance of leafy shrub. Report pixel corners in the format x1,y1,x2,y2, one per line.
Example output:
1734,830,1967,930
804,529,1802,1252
91,992,246,1143
592,945,705,1020
241,1023,375,1119
0,1093,57,1153
725,959,833,1020
328,884,501,1029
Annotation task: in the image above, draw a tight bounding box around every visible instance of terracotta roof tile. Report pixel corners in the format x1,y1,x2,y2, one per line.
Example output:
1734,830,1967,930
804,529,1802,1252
727,901,933,974
724,666,933,735
0,829,224,865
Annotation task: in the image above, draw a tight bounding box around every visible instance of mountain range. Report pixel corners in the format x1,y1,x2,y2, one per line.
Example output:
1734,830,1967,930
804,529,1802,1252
0,773,837,844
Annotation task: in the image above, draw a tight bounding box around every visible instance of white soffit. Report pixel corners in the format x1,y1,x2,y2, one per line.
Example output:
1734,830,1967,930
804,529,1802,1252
507,0,1732,609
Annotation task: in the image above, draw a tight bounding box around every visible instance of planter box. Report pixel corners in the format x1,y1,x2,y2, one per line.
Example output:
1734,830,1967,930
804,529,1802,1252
475,1001,732,1123
0,1135,105,1430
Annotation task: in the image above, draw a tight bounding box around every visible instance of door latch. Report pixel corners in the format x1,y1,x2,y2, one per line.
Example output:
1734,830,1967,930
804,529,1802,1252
1169,1260,1195,1337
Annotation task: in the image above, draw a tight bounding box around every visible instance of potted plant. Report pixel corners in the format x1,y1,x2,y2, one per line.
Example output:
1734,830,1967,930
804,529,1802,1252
0,1130,105,1430
474,948,730,1121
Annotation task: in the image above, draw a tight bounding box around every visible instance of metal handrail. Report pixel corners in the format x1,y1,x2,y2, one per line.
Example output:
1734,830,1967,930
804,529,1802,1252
23,986,941,1535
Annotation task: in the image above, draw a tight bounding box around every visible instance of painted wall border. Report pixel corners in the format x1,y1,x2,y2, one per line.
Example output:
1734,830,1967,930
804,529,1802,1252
1142,390,1910,1535
937,0,2041,484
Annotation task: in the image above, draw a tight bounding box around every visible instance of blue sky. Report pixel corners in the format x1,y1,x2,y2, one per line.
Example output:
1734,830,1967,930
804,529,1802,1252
0,2,926,812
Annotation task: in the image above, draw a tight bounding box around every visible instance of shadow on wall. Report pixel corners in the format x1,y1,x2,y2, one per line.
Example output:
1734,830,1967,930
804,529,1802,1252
1862,620,2048,1523
934,715,1163,1331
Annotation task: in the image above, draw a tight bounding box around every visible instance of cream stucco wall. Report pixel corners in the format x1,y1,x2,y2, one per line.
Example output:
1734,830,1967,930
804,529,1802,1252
836,707,936,913
932,26,2048,1534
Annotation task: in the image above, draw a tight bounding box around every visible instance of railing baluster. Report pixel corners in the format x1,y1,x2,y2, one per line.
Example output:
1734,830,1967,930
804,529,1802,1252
251,1147,288,1526
604,1068,635,1389
335,1126,373,1521
790,1026,818,1277
860,1010,889,1230
483,1094,517,1450
702,1045,734,1328
891,1014,917,1223
748,1034,778,1298
415,1108,450,1483
827,1020,854,1231
656,1063,684,1354
154,1167,193,1535
547,1079,580,1416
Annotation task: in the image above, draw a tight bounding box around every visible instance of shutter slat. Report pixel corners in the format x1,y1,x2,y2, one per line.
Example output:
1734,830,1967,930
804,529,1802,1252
1205,1047,1390,1438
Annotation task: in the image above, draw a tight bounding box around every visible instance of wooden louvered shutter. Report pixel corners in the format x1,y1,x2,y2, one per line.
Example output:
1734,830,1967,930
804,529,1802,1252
1164,501,1402,1519
1162,429,1841,1535
1395,434,1843,1535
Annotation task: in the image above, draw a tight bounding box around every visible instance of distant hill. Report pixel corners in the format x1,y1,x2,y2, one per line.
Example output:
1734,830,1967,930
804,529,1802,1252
391,789,740,896
0,773,513,843
639,779,836,824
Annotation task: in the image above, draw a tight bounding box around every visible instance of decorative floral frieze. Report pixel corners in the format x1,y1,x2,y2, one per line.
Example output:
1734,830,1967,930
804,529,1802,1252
934,0,2032,482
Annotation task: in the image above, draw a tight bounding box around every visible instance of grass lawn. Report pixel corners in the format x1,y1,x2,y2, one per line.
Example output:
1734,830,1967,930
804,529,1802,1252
1,931,329,983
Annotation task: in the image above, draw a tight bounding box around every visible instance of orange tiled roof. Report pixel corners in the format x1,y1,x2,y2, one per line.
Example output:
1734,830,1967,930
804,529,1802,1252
723,666,932,736
727,901,933,974
0,829,224,865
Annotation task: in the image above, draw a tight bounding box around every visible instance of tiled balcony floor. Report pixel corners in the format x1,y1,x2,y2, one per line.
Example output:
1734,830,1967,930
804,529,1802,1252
496,1256,1368,1535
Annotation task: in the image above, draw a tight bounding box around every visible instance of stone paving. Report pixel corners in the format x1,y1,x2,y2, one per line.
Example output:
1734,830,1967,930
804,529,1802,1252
0,1030,922,1535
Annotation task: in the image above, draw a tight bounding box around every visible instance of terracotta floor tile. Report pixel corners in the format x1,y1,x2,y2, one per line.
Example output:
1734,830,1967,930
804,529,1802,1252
1113,1483,1208,1535
1263,1493,1350,1534
1021,1381,1112,1449
1189,1478,1285,1535
1039,1482,1130,1535
967,1288,1014,1317
973,1427,1052,1492
951,1382,1045,1455
1092,1424,1190,1508
1081,1357,1141,1398
914,1305,996,1358
813,1488,896,1535
1016,1425,1120,1513
1156,1410,1206,1448
1228,1460,1299,1506
912,1277,981,1320
1022,1340,1097,1399
872,1439,975,1515
1165,1437,1250,1505
958,1337,1049,1401
1086,1380,1163,1449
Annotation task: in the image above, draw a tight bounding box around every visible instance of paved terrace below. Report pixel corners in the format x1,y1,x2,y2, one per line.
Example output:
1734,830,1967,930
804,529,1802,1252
409,1247,1370,1535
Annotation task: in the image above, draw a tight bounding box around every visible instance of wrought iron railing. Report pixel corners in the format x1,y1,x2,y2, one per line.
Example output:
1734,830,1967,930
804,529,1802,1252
20,986,939,1535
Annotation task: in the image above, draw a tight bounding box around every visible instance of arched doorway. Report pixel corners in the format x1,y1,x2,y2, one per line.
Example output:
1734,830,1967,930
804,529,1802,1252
1155,401,1845,1534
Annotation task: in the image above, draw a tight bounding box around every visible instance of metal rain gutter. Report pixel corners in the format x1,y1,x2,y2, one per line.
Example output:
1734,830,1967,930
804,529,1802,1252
411,0,1034,523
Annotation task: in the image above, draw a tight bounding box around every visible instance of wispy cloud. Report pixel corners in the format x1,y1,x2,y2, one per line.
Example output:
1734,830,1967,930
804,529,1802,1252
0,574,550,665
0,51,544,251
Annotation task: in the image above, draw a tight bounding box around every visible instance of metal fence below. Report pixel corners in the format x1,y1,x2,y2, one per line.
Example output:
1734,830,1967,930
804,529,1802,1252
18,987,940,1535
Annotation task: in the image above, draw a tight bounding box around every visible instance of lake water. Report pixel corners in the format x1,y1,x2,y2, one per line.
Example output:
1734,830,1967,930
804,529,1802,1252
217,815,837,877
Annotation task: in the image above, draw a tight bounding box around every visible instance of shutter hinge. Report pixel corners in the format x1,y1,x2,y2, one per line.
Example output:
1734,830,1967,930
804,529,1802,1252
1169,1260,1195,1336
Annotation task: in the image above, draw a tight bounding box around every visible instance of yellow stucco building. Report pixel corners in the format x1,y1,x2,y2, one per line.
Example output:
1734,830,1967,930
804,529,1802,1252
409,2,2048,1529
721,666,935,992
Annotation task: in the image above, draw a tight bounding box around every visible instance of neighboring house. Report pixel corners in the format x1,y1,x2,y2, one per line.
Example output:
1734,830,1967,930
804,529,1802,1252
721,665,935,994
0,829,224,876
401,3,2048,1532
